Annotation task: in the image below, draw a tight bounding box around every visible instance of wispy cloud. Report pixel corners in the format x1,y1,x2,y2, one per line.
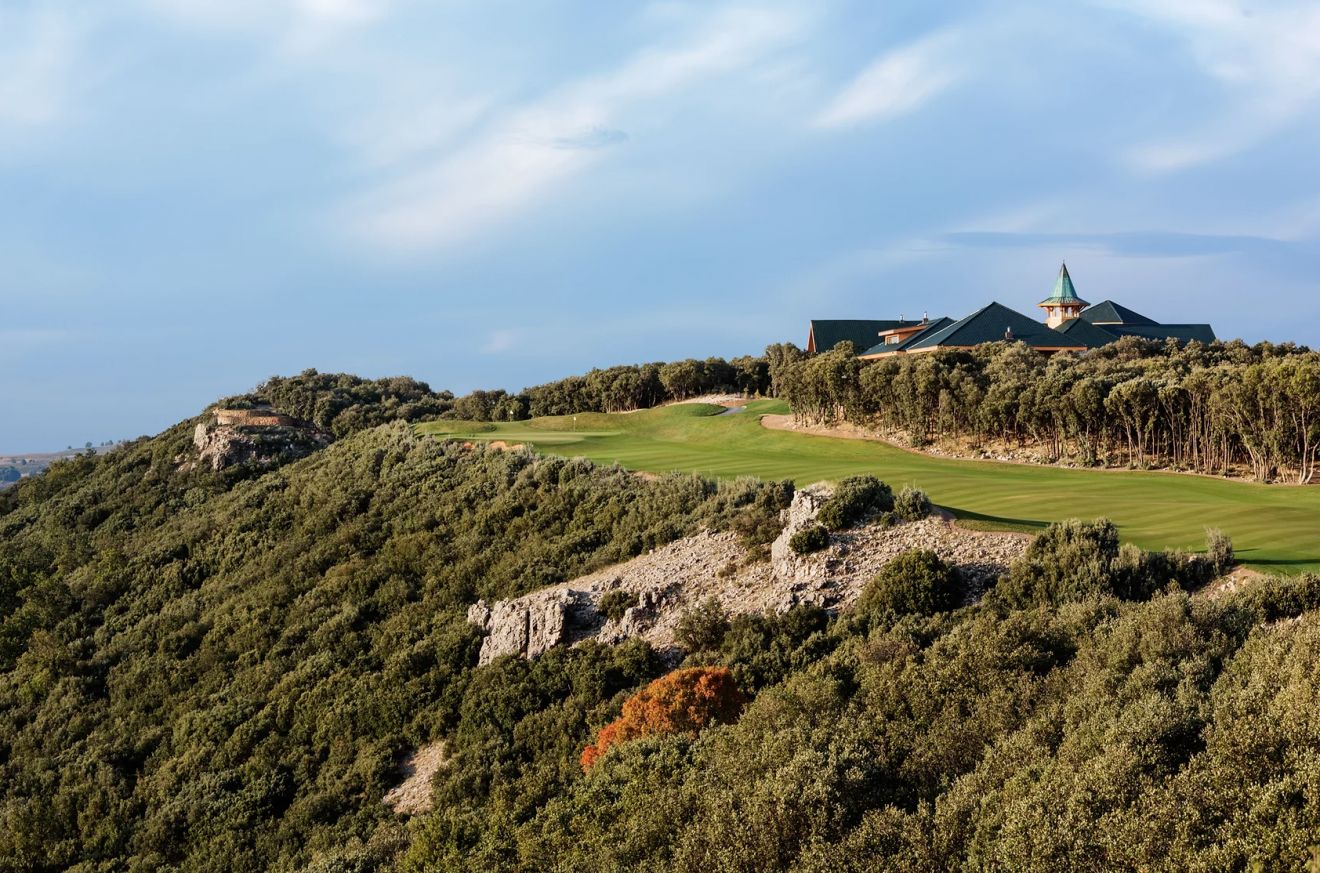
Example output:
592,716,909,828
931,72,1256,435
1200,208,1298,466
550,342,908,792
813,31,962,129
0,7,85,131
349,5,805,255
1105,0,1320,170
139,0,388,53
942,229,1320,271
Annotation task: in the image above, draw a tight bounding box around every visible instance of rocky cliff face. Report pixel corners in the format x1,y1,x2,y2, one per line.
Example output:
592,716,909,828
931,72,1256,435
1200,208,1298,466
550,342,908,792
466,490,1032,664
189,422,331,472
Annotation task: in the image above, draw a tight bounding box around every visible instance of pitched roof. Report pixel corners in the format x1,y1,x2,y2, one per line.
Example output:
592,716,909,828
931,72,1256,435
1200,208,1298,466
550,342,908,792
1079,300,1157,325
1105,324,1218,344
1038,263,1089,306
907,302,1086,351
1053,317,1121,349
808,320,905,353
859,317,955,357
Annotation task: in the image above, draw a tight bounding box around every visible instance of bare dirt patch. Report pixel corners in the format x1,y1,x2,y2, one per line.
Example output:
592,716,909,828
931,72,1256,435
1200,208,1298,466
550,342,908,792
382,741,448,815
1198,565,1267,601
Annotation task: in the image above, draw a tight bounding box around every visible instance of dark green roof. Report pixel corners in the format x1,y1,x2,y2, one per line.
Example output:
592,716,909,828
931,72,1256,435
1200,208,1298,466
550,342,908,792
1038,262,1088,306
859,317,954,356
908,302,1086,351
1053,317,1121,349
1106,324,1217,344
1080,300,1157,325
808,320,905,353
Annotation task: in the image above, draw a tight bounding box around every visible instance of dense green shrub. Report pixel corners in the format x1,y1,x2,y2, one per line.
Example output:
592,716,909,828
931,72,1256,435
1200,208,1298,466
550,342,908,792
789,525,830,555
856,548,962,616
598,590,639,621
729,479,794,551
893,485,932,521
990,517,1208,609
711,604,832,691
817,475,893,529
675,598,731,654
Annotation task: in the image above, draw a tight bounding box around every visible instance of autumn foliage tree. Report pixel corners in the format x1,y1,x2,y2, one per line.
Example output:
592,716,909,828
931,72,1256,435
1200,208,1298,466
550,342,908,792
581,667,747,771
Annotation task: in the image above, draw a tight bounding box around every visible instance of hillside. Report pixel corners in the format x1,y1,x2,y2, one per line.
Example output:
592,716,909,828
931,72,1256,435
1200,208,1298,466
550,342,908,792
4,372,1320,871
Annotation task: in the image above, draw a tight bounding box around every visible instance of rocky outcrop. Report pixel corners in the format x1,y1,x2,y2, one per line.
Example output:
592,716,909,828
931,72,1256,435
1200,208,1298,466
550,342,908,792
467,589,598,666
189,420,331,472
770,484,832,581
466,515,1032,662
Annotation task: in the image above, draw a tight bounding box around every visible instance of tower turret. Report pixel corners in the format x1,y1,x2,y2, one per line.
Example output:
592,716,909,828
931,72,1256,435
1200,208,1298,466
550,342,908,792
1038,262,1089,328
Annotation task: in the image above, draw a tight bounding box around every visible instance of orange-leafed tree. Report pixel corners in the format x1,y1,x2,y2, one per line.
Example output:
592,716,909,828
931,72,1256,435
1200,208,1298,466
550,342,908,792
581,666,747,772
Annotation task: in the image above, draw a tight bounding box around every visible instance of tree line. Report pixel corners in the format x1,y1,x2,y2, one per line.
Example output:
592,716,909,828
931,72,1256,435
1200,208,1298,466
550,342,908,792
451,356,773,421
219,359,778,431
776,335,1320,483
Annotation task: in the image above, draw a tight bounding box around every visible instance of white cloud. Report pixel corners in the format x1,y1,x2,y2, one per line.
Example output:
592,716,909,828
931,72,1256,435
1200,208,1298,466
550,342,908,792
138,0,387,50
813,31,962,129
0,8,84,130
349,5,806,255
1107,0,1320,170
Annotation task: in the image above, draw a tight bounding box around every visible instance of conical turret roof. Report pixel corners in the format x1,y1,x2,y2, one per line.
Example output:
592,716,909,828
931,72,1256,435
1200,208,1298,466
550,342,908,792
1038,262,1089,307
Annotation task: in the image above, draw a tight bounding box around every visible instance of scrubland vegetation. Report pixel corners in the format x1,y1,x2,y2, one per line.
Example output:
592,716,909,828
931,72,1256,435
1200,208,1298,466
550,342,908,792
4,371,1320,871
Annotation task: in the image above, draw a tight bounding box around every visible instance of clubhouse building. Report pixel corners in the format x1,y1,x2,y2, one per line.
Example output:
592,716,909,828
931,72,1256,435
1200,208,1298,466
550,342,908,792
806,264,1217,359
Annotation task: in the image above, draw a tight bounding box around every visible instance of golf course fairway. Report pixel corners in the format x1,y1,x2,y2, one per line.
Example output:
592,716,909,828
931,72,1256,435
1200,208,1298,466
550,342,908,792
416,400,1320,572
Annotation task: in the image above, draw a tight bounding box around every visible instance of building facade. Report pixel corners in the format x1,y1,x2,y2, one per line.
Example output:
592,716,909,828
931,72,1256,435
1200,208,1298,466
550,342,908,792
805,263,1217,360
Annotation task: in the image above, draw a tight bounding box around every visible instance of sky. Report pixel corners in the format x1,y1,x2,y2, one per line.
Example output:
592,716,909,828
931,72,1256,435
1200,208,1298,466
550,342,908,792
3,0,1320,452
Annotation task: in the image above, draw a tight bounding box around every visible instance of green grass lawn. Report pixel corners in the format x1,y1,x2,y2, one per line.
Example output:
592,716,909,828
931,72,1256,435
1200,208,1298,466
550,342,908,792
416,400,1320,572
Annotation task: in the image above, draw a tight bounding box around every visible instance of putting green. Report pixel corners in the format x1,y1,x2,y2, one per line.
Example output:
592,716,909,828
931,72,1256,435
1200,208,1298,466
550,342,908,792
417,401,1320,572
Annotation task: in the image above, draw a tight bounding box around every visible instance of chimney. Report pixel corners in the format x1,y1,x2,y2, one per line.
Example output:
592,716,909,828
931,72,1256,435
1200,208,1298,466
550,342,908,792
922,311,928,324
899,314,905,324
1005,326,1014,341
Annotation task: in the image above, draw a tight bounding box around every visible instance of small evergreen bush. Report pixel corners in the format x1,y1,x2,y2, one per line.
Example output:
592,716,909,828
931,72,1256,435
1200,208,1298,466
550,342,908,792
817,475,893,529
894,486,932,521
789,525,830,555
856,548,962,616
1206,527,1234,575
676,598,731,653
598,590,639,622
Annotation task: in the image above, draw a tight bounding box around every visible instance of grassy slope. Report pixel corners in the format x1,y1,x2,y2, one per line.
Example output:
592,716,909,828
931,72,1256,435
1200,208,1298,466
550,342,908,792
417,400,1320,572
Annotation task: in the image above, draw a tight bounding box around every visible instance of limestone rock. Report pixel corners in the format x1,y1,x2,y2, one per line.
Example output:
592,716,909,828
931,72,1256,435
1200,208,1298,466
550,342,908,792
190,419,330,472
771,484,833,582
475,588,597,665
466,516,1031,663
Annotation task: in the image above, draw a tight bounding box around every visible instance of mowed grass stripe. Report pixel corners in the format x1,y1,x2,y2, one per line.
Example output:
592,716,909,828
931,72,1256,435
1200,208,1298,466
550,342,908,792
416,400,1320,571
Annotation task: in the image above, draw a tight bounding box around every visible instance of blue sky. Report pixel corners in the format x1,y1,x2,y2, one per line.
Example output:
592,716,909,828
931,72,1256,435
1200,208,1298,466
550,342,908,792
3,0,1320,451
